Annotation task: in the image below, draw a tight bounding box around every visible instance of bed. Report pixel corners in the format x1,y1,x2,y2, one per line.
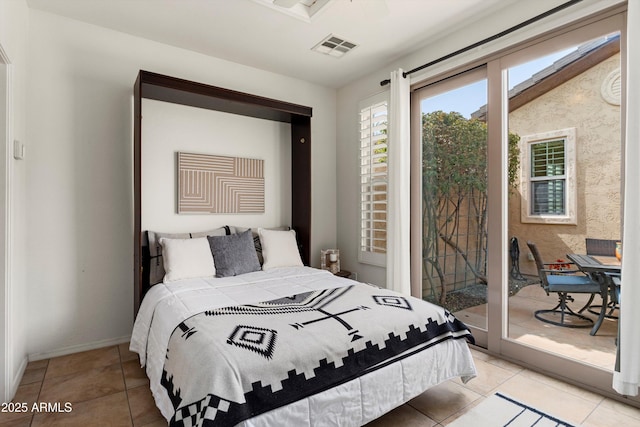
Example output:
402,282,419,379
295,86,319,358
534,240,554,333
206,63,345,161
130,228,477,427
132,72,475,426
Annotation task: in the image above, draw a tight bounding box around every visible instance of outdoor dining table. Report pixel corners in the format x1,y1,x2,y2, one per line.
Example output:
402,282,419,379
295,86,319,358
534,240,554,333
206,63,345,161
566,253,621,336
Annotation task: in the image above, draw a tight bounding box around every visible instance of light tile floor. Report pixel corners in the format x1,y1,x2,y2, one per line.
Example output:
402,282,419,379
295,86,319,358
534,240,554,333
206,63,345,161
1,342,639,426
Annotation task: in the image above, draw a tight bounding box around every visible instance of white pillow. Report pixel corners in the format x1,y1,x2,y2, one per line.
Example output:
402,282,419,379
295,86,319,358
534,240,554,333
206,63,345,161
258,228,303,270
159,237,216,282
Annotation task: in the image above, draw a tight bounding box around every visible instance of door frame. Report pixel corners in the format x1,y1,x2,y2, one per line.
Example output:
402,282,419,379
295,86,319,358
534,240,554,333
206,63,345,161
0,42,13,403
410,8,638,405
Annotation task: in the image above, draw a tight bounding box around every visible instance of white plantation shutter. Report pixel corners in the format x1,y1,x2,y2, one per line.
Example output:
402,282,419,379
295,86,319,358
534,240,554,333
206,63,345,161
359,93,388,266
530,139,566,215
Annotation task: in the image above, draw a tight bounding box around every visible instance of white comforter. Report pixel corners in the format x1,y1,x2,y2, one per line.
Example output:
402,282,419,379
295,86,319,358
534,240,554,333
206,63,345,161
130,267,476,426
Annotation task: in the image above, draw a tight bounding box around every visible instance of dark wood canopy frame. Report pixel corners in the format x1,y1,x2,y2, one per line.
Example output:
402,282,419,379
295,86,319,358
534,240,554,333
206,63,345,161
133,70,312,314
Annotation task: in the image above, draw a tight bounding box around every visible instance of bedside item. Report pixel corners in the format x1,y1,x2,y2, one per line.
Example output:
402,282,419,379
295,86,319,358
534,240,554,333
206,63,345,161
334,269,352,279
321,249,340,274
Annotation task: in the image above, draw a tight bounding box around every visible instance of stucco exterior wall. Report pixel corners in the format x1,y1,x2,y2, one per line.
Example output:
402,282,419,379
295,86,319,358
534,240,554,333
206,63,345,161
508,53,621,275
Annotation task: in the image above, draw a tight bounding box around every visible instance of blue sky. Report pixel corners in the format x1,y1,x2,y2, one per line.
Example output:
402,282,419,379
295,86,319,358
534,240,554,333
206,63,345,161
421,47,575,118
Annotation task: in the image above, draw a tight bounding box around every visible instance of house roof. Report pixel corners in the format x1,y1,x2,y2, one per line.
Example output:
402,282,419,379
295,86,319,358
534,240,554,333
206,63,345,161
471,34,620,120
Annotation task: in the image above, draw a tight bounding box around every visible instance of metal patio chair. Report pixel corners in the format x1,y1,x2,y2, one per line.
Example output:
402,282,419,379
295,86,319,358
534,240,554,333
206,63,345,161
509,237,526,280
585,238,617,257
527,241,601,328
585,238,620,319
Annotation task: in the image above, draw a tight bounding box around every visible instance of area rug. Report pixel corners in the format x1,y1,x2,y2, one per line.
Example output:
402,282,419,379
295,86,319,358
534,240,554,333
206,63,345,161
448,392,575,427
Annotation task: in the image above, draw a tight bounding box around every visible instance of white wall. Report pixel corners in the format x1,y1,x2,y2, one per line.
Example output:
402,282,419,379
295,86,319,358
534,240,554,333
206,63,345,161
142,99,291,233
25,9,337,359
335,0,625,288
17,0,622,368
0,0,29,401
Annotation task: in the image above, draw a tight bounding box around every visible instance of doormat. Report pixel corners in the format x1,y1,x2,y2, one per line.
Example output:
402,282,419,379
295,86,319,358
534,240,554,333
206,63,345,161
447,392,575,427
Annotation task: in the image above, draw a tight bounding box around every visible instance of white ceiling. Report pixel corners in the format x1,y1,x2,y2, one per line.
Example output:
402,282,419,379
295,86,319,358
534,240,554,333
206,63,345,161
26,0,565,88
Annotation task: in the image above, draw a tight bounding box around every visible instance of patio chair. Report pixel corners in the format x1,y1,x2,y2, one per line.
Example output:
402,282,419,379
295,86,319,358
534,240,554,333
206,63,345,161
585,238,620,319
585,238,617,256
509,237,526,280
527,241,601,328
606,272,621,303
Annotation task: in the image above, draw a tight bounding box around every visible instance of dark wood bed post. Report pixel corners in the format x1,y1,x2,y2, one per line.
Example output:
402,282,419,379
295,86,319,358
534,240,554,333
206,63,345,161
291,115,312,266
133,73,143,315
133,71,313,316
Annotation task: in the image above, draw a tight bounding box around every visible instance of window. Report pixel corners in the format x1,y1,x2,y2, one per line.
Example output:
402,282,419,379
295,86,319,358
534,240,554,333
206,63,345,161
520,128,577,224
359,93,388,266
531,140,565,215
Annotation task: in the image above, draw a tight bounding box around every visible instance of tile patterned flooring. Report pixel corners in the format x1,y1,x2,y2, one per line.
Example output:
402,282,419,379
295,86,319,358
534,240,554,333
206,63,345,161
0,343,165,427
2,341,640,426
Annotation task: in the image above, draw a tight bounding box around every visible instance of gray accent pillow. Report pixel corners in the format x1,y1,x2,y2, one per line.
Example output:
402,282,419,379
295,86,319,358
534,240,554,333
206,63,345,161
230,225,290,265
207,229,261,277
147,227,228,285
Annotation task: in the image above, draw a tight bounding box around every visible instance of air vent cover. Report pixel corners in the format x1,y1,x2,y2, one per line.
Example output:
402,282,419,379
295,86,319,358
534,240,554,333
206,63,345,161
312,34,358,58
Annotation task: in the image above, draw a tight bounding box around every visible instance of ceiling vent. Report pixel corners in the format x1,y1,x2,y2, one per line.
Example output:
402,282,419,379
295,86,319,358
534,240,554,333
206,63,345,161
312,34,358,58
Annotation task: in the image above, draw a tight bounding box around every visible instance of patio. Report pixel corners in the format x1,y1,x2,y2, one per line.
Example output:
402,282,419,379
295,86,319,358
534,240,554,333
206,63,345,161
454,280,618,370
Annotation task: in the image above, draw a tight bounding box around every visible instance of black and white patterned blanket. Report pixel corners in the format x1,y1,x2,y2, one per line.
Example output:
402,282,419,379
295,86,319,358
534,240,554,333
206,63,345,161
161,284,473,427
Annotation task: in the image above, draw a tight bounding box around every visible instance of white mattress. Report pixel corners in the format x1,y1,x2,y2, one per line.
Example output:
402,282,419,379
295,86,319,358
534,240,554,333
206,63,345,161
130,267,476,426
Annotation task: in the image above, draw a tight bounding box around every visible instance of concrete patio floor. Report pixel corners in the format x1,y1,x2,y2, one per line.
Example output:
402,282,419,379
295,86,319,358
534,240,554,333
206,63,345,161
454,282,618,370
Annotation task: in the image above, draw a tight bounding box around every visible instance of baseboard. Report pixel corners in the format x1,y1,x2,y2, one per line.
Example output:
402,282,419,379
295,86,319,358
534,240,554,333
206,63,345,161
8,356,27,401
28,335,132,362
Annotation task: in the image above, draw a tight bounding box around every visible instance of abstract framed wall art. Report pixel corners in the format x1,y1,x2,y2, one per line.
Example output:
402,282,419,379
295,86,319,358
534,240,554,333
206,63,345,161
177,152,265,214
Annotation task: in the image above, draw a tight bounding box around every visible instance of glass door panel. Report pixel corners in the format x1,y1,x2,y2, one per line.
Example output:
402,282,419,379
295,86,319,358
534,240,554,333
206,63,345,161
415,69,489,332
505,32,622,370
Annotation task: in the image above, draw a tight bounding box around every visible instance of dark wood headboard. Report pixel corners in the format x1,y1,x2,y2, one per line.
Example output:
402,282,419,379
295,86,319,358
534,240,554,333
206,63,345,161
133,70,312,315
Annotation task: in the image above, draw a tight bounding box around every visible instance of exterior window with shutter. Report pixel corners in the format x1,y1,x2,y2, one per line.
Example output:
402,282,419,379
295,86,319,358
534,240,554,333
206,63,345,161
531,140,566,215
359,93,388,266
520,128,577,224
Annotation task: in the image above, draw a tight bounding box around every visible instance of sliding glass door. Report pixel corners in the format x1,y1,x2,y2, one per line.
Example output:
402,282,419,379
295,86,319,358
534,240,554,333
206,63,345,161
411,10,632,398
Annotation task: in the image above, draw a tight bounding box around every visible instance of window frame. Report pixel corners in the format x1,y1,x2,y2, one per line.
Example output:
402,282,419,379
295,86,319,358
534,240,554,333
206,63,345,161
358,91,389,267
520,127,577,224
